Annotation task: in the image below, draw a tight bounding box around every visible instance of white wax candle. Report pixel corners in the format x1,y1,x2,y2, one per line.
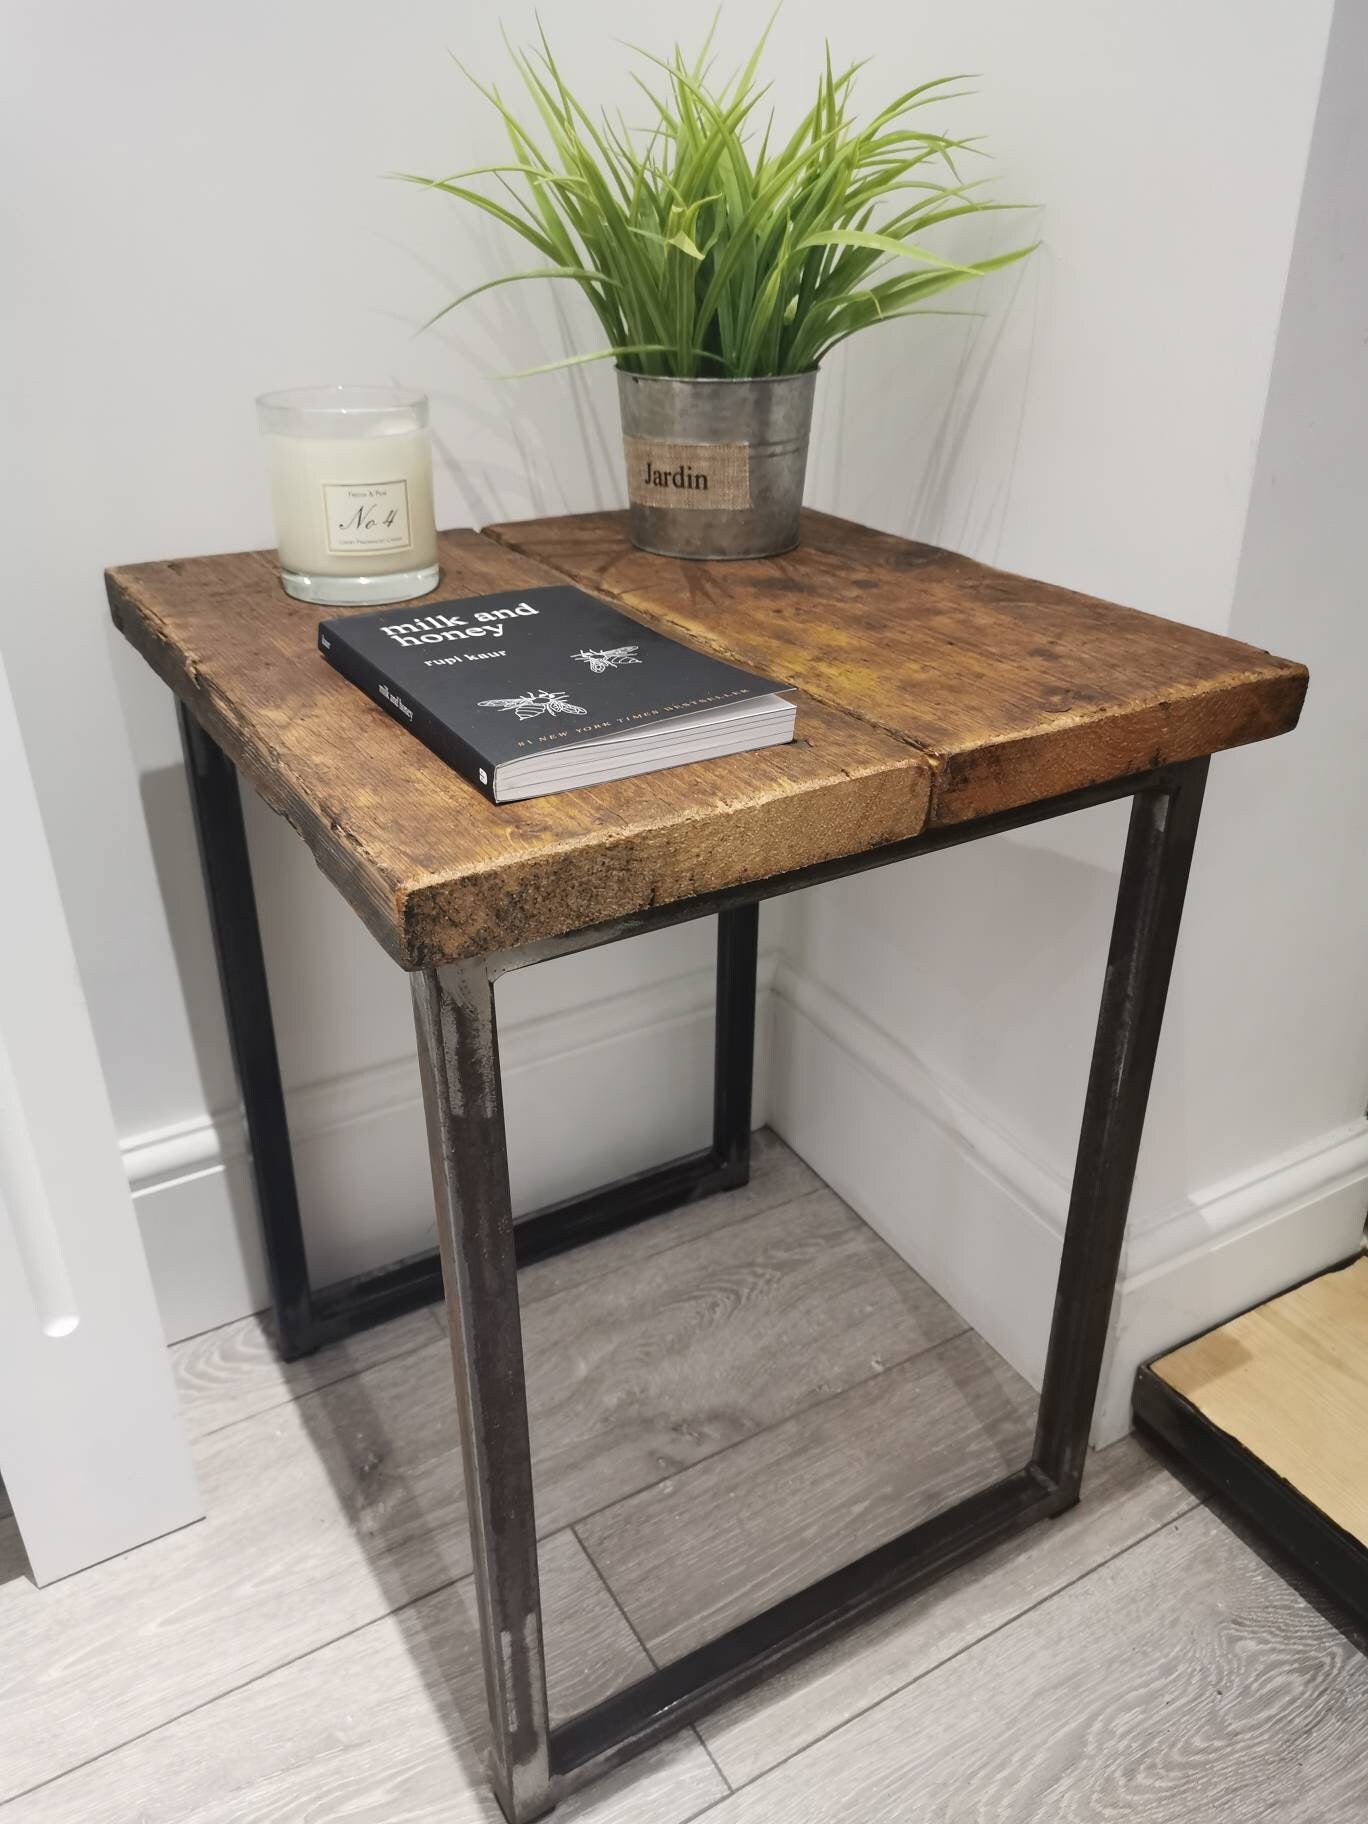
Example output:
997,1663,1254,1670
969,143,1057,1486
257,387,440,604
266,427,437,578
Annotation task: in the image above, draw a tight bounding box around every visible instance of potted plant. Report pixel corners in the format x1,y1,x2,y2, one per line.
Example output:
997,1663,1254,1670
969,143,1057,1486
403,24,1034,560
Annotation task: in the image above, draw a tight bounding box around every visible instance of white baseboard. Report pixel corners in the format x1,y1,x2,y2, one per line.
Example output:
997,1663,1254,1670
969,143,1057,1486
768,960,1368,1447
126,955,776,1344
129,936,1368,1428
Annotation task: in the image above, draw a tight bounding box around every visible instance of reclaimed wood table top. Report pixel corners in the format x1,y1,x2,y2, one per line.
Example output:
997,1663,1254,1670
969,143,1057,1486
107,511,1306,969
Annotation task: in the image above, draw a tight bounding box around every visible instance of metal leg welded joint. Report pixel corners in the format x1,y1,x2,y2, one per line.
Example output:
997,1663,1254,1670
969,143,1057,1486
409,760,1208,1818
1032,757,1207,1503
179,703,313,1356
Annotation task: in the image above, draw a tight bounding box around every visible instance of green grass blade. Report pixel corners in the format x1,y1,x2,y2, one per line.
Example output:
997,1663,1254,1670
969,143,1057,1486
795,228,981,273
419,266,619,334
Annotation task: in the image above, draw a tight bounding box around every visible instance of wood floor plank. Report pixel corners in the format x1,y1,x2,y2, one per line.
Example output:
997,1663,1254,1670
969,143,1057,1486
0,1161,946,1796
8,1137,1358,1824
699,1436,1195,1785
695,1507,1368,1823
521,1182,964,1520
515,1128,823,1309
0,1532,725,1824
578,1329,1035,1665
170,1304,441,1438
170,1131,820,1440
0,1331,462,1801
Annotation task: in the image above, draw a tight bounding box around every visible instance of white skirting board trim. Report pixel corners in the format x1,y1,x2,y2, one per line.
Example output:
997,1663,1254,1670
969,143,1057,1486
767,960,1368,1447
126,954,776,1344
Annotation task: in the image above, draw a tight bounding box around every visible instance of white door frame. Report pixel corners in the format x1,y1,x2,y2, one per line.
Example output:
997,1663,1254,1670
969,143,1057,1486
0,651,201,1585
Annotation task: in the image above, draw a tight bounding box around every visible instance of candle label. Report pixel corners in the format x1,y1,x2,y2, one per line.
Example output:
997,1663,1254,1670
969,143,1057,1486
322,479,412,555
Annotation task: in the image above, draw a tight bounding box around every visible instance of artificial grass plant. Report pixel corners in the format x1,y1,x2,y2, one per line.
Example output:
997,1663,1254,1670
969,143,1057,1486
399,18,1035,378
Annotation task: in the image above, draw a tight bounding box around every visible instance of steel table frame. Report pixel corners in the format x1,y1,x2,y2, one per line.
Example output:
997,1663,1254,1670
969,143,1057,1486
180,699,1208,1821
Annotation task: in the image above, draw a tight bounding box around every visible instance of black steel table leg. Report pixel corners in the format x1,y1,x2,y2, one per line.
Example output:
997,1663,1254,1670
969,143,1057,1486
413,962,553,1824
179,714,760,1360
1032,757,1208,1500
178,705,315,1359
508,905,758,1260
713,904,759,1180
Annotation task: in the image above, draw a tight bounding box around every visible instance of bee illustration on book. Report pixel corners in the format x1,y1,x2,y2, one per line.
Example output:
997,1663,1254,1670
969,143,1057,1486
478,689,587,721
572,645,641,674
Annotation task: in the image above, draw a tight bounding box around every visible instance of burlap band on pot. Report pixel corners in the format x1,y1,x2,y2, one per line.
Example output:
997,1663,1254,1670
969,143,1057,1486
624,436,752,512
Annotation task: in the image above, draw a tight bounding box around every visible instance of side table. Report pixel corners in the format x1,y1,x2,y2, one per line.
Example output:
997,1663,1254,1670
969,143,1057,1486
108,512,1306,1821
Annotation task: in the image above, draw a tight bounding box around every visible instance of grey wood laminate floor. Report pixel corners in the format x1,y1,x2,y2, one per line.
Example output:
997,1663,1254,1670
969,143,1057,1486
2,1131,1363,1822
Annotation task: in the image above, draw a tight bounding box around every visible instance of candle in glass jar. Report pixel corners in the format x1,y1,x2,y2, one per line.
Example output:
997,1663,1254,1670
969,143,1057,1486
256,386,439,605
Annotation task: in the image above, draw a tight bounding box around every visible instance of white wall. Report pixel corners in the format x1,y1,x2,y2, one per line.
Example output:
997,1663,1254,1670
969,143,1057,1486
1110,0,1368,1406
6,0,1363,1429
773,0,1368,1438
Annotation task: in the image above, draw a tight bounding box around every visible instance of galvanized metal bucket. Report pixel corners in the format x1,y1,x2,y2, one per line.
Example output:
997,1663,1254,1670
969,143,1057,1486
617,369,817,560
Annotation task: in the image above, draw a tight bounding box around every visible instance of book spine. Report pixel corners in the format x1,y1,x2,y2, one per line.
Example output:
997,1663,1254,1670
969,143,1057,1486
317,626,499,804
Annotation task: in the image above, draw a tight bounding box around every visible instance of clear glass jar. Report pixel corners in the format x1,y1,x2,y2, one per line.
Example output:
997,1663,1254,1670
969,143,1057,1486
256,385,439,605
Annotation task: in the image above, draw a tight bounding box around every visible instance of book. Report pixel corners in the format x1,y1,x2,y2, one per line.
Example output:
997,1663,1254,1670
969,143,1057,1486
317,584,796,804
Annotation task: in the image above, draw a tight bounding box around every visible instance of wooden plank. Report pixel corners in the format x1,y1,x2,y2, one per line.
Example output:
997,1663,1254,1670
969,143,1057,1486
0,1327,460,1802
515,1126,822,1309
175,1135,821,1438
0,1172,950,1796
174,1135,819,1439
520,1184,964,1523
576,1328,1035,1665
692,1506,1368,1823
0,1531,726,1824
698,1436,1194,1785
107,532,933,968
170,1305,441,1440
1152,1257,1368,1547
486,510,1308,825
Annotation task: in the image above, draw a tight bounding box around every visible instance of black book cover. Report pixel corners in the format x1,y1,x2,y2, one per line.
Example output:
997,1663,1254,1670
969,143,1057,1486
318,584,790,802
